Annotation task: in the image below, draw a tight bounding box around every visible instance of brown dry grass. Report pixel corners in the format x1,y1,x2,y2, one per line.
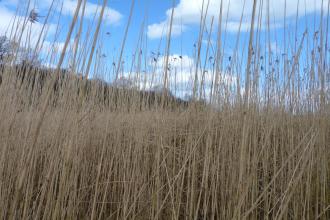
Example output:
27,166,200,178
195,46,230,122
0,0,329,219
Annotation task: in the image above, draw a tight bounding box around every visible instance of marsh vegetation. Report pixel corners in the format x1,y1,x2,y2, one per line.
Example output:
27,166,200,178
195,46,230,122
0,0,329,219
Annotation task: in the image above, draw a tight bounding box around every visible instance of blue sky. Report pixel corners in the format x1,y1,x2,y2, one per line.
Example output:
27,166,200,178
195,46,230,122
0,0,328,99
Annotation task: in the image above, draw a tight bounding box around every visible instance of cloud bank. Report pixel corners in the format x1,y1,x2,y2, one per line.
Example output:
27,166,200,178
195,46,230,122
147,0,328,39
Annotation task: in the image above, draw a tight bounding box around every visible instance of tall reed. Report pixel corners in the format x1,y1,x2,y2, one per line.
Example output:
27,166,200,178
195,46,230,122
0,0,329,219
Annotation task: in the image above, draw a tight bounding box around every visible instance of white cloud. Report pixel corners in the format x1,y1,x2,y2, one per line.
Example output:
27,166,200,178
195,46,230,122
41,41,66,55
2,0,123,26
147,21,186,39
148,0,328,39
58,0,122,25
103,8,123,26
37,0,122,26
0,0,121,64
0,5,17,35
115,54,236,100
0,5,56,45
0,3,62,67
